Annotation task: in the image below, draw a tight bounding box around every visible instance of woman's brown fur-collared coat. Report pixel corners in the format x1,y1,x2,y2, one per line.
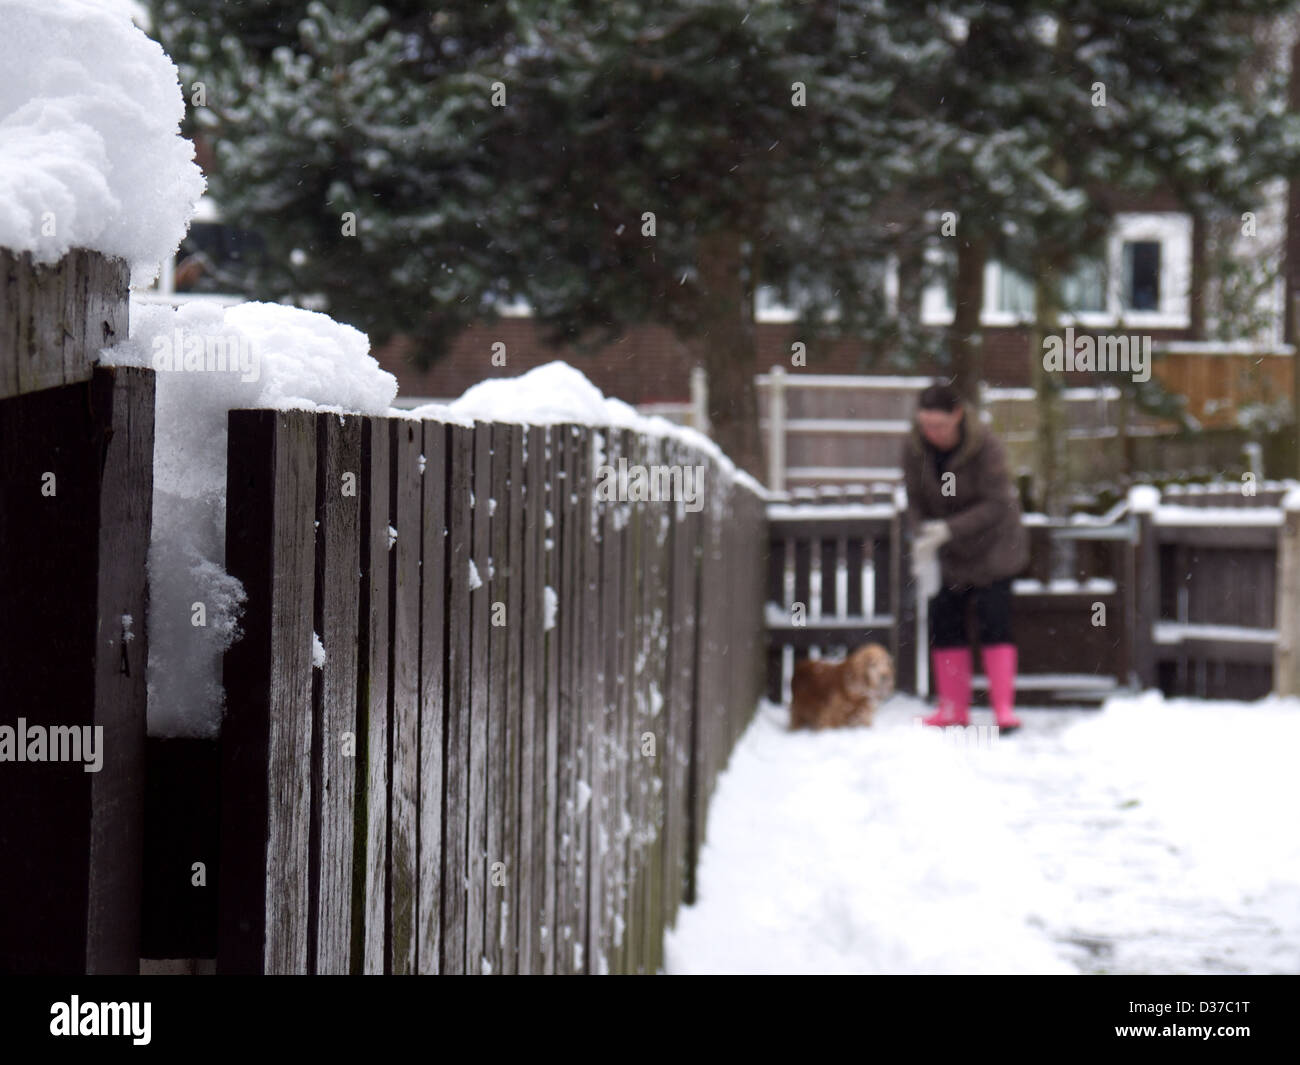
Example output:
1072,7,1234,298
902,415,1029,590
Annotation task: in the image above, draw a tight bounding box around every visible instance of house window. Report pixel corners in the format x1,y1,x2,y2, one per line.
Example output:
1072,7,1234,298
996,265,1034,315
1062,257,1106,313
1122,240,1161,311
919,245,956,321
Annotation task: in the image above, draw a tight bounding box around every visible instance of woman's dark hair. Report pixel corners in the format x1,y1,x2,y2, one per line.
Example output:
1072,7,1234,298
917,383,961,412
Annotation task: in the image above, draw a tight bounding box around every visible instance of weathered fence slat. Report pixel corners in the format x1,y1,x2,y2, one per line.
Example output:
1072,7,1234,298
616,428,638,972
502,425,525,973
467,425,492,973
518,425,544,974
441,424,474,973
220,409,317,974
485,422,511,975
594,428,619,973
554,425,577,973
311,413,362,973
417,420,448,974
541,426,560,973
388,419,422,974
358,417,391,973
578,426,600,973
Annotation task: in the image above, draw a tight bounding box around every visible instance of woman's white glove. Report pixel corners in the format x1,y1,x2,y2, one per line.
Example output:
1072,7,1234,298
912,550,940,602
913,519,951,560
910,520,949,601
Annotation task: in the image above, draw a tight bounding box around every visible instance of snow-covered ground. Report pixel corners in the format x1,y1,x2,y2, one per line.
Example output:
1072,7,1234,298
665,692,1300,975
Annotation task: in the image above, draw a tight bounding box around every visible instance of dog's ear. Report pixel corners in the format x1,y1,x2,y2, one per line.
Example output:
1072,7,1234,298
867,648,895,693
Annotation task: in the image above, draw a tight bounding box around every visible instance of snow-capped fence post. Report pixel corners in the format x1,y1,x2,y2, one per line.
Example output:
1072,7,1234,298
0,248,130,401
1274,488,1300,696
0,248,151,975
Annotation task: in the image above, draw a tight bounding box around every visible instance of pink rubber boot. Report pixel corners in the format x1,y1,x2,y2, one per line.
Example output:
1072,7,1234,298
923,648,971,727
983,643,1022,732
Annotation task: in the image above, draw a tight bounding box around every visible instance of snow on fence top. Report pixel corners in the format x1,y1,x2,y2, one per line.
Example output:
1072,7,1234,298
422,361,767,496
0,0,204,283
100,300,763,735
100,299,399,737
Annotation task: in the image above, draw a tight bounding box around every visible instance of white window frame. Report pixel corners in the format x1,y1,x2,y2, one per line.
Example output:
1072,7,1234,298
916,211,1193,329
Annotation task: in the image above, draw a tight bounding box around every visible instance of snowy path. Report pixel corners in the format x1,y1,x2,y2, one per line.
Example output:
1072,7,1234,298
664,693,1300,975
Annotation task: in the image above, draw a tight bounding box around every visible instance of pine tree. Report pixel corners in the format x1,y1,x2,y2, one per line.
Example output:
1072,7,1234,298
151,1,536,353
465,0,922,474
150,0,923,476
152,2,1300,487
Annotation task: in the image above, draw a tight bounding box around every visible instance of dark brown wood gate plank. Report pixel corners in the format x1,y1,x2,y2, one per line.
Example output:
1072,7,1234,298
441,424,474,973
417,420,448,973
219,409,317,974
467,423,492,972
311,413,362,973
357,416,391,973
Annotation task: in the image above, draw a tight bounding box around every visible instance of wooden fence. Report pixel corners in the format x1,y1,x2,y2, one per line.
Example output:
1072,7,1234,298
205,412,765,974
766,481,1291,705
755,366,1292,493
0,247,768,976
1138,482,1282,700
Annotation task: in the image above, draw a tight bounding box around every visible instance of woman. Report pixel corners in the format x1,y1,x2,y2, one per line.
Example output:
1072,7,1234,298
902,383,1029,732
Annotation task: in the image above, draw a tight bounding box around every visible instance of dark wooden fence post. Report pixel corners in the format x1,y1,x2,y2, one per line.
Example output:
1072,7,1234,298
1,248,129,400
1,247,148,976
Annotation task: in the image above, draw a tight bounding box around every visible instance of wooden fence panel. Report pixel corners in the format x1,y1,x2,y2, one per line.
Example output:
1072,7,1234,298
0,365,152,974
541,426,560,973
556,424,580,973
211,408,768,975
574,423,596,972
501,424,525,973
685,470,715,908
311,413,362,974
578,426,601,973
593,428,620,973
661,438,691,935
632,433,656,973
441,424,474,973
220,409,317,974
358,418,391,972
387,420,422,974
608,429,633,972
417,420,448,974
484,421,511,974
519,424,546,974
645,437,672,973
632,435,655,974
466,425,492,972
